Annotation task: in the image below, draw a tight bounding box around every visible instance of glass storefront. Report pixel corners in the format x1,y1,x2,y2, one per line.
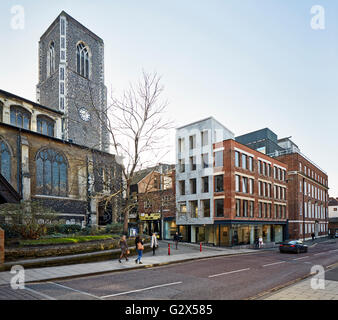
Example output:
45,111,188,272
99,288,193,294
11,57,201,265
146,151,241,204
164,220,177,240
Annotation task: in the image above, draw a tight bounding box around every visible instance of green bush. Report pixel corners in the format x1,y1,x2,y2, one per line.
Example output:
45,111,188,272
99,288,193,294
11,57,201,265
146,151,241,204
105,223,123,235
0,223,21,239
46,224,82,235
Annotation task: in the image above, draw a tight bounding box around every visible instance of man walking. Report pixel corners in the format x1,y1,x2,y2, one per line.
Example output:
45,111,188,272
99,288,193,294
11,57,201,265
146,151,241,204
174,232,179,250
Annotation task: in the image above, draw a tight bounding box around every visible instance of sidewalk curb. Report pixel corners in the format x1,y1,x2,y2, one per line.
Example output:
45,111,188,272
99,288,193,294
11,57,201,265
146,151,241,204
23,250,260,285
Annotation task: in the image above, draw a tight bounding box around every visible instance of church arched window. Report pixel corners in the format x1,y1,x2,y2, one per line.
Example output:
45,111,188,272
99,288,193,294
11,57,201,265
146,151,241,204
36,148,68,197
10,105,31,130
37,115,55,137
0,139,11,183
76,43,89,78
47,41,55,77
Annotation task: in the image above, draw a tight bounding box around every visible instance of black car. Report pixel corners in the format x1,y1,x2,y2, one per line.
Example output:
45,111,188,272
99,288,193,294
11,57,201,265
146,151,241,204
279,240,308,254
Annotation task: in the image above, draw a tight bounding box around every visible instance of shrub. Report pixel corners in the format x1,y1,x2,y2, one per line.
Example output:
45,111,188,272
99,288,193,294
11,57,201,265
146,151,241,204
105,223,123,235
0,201,57,240
0,223,21,239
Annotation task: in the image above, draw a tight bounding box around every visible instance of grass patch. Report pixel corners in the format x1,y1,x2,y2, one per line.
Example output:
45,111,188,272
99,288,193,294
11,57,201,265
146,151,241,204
19,235,114,246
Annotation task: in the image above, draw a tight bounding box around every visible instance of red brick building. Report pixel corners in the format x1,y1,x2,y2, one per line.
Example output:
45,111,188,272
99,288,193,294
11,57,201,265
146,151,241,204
211,139,288,246
275,152,329,240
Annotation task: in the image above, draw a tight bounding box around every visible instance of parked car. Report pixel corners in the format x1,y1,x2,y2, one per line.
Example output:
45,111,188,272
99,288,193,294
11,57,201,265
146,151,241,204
279,240,308,254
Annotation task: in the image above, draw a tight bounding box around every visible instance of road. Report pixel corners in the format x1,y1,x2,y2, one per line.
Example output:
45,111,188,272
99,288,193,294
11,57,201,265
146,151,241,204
1,239,338,300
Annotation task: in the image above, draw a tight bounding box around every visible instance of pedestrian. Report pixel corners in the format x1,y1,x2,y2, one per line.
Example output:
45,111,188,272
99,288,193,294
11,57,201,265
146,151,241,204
311,232,315,241
258,236,263,249
119,235,129,263
151,233,158,256
135,237,144,264
174,232,179,250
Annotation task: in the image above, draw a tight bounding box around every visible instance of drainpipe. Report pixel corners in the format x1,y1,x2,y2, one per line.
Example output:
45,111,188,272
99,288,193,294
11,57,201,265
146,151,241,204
17,132,22,198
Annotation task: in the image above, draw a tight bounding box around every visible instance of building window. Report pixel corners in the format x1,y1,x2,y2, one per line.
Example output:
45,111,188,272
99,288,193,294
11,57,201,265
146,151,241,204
216,199,224,217
47,41,55,77
235,151,240,167
202,176,209,193
202,199,210,218
249,201,254,217
178,138,184,153
202,153,209,169
0,139,11,182
190,201,198,218
235,199,241,217
242,154,247,169
242,177,248,193
190,179,197,194
235,175,240,192
249,179,254,194
267,164,271,177
178,202,187,216
258,161,262,174
190,156,196,171
258,202,262,218
189,135,196,150
215,151,223,168
243,200,248,217
215,175,224,192
77,43,90,78
10,106,31,130
36,148,68,197
201,131,208,146
179,181,185,195
262,162,266,176
37,116,55,137
249,157,253,172
179,159,185,173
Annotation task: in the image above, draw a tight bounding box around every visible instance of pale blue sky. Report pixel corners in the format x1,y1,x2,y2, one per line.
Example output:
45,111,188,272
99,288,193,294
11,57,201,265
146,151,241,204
0,0,337,196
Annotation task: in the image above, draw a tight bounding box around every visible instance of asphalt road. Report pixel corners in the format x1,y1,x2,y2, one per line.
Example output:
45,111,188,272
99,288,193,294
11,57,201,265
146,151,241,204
1,240,338,300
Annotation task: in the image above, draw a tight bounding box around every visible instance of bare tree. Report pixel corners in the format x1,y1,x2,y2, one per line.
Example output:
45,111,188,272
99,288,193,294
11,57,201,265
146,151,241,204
91,71,173,233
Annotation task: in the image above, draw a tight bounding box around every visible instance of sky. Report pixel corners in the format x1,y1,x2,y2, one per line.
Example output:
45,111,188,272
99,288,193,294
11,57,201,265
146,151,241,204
0,0,337,196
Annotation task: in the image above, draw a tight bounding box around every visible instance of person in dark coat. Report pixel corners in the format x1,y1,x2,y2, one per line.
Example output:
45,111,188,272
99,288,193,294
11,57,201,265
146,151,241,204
311,233,315,241
174,232,179,250
119,235,129,263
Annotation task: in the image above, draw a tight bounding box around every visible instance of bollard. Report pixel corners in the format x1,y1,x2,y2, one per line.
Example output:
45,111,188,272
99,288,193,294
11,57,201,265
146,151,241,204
200,242,202,252
168,243,171,256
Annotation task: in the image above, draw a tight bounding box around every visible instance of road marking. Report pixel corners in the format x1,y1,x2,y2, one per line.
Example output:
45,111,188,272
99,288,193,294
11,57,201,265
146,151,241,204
208,268,250,278
48,282,101,299
314,252,326,256
293,256,310,261
24,286,56,300
262,261,286,267
100,281,183,299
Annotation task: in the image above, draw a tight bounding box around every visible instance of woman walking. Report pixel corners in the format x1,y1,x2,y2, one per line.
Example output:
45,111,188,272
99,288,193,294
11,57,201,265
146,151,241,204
151,233,158,256
119,235,129,263
135,237,144,264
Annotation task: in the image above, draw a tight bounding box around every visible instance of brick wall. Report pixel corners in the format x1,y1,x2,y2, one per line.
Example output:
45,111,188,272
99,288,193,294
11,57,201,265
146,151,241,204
0,228,4,264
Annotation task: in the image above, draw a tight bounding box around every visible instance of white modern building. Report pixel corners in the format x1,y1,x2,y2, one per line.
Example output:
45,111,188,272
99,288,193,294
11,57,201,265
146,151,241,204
175,117,234,243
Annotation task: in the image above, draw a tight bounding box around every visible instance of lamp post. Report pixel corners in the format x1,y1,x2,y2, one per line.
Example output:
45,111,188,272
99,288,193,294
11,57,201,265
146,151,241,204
303,176,305,242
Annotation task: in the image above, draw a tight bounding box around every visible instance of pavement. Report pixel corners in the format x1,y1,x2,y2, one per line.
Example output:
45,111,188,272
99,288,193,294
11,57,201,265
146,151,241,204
0,240,254,286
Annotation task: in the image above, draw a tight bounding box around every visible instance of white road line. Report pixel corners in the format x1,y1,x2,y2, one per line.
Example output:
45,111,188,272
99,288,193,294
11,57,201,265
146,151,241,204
293,256,310,261
24,286,56,300
100,281,183,299
49,282,101,299
208,268,250,278
314,252,326,256
262,261,286,267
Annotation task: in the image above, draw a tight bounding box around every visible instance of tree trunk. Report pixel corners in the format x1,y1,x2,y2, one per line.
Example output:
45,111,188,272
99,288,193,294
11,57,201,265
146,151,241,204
123,185,130,235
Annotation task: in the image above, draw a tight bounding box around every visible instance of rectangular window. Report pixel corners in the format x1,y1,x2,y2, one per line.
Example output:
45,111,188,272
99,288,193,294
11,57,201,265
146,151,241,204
201,131,208,146
242,177,248,193
258,161,262,174
202,199,210,218
258,202,262,218
216,199,224,217
190,179,197,194
179,181,185,195
243,200,248,217
215,175,224,192
178,138,184,153
202,176,209,193
202,153,209,169
249,201,254,217
274,204,278,218
179,159,185,173
190,156,196,171
189,135,196,150
235,151,240,167
242,154,247,169
262,162,266,176
249,179,254,194
268,164,271,177
268,203,272,218
190,201,198,218
249,157,253,171
215,151,223,168
258,181,262,196
235,175,240,192
236,199,241,217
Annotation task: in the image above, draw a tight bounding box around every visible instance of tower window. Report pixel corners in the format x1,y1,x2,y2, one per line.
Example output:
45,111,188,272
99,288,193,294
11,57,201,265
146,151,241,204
77,43,90,78
47,41,55,77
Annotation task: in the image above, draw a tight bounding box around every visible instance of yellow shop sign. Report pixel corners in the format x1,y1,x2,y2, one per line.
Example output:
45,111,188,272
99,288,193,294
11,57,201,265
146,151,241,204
139,213,161,221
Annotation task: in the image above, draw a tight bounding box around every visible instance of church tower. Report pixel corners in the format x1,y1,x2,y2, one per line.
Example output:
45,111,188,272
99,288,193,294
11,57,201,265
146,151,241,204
36,11,109,152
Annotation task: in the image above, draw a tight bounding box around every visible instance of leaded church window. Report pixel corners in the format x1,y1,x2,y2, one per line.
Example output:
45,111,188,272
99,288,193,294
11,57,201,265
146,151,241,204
10,106,31,130
76,43,89,78
0,140,11,182
37,115,55,137
47,41,55,77
36,149,67,197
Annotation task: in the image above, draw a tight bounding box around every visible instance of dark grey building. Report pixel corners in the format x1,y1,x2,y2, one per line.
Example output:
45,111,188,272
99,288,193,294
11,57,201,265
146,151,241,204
236,128,285,155
36,11,109,152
